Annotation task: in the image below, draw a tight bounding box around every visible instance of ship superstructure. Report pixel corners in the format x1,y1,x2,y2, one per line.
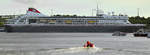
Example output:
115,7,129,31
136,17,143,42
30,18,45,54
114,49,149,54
6,7,131,25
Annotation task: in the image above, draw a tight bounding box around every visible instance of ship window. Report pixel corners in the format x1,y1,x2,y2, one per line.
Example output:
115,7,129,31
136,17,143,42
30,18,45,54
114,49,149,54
48,19,56,24
29,19,36,23
124,20,127,22
99,14,103,16
39,19,47,23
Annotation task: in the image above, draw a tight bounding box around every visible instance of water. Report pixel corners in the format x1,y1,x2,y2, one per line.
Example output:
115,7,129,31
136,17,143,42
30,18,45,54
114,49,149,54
0,32,150,55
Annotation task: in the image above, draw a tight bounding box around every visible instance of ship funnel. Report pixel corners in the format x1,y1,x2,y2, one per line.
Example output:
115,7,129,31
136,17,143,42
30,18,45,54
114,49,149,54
26,8,46,17
28,8,41,13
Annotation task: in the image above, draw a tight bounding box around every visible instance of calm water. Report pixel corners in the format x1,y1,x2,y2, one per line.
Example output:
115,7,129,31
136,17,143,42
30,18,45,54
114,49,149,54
0,32,150,55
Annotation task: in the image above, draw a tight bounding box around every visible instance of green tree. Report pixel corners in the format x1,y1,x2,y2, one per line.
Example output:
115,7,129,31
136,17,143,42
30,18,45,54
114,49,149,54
0,22,4,27
0,18,6,27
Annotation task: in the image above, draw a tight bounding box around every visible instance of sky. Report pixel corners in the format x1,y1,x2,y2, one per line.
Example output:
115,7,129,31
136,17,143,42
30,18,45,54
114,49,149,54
0,0,150,17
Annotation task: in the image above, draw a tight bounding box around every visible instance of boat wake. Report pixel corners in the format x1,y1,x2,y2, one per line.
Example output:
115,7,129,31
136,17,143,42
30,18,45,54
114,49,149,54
46,47,103,55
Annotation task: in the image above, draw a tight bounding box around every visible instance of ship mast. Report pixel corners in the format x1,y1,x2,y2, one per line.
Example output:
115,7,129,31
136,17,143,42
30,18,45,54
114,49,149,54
96,4,99,16
137,8,140,17
96,3,102,16
96,0,104,16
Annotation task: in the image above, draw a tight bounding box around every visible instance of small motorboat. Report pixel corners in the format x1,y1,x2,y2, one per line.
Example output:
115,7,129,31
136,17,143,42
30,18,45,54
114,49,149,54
133,29,148,37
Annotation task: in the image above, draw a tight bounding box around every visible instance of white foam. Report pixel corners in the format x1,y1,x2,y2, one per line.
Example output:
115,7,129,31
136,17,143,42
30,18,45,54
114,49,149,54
48,47,103,54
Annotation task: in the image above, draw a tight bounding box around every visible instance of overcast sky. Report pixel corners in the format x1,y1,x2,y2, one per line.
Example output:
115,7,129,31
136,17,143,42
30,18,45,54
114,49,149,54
0,0,150,17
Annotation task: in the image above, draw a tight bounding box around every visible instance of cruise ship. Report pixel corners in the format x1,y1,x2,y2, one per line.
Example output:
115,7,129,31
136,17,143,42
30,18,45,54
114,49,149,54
4,7,145,32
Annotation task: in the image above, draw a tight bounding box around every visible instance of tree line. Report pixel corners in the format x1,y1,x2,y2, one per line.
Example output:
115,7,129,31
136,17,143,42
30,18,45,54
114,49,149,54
129,16,150,24
129,16,150,28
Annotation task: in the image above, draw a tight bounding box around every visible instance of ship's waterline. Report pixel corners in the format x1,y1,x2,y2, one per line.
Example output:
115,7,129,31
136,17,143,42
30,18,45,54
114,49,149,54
5,24,145,32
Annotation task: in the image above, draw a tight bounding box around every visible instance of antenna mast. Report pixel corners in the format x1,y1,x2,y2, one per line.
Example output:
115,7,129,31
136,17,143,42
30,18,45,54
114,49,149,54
96,3,99,16
137,8,140,17
96,0,103,16
50,9,54,16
